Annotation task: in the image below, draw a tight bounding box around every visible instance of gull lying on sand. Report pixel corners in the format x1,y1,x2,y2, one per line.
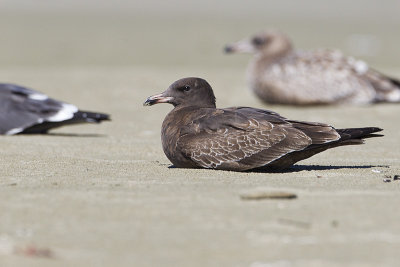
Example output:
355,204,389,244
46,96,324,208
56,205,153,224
144,77,382,172
0,83,110,135
225,30,400,105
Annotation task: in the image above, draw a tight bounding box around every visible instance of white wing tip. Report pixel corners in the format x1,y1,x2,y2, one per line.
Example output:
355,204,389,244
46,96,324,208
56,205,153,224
46,103,78,122
386,90,400,102
354,60,369,74
5,127,24,135
28,93,48,101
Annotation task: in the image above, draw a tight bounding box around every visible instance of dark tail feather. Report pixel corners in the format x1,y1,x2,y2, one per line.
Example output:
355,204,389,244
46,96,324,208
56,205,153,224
71,110,110,123
336,127,383,141
21,110,110,134
263,127,383,171
390,78,400,88
370,68,400,89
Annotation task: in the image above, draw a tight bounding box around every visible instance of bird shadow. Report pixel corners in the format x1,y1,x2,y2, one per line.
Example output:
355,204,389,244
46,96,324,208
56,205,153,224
167,164,389,173
249,164,389,173
45,133,107,138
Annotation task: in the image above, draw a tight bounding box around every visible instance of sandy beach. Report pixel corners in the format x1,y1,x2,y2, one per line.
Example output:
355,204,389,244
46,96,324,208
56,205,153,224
1,8,400,267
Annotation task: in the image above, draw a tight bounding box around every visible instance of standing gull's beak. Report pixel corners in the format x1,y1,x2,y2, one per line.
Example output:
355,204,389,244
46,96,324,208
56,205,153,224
143,93,173,106
224,39,255,54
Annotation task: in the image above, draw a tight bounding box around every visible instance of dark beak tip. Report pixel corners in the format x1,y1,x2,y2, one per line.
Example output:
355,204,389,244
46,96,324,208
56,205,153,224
143,98,154,106
224,45,234,54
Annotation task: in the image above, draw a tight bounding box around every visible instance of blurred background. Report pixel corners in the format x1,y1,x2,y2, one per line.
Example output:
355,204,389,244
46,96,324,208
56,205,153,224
1,0,399,70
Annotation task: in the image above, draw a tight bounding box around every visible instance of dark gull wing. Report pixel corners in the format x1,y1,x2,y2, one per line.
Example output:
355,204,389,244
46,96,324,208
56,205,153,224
223,106,288,122
215,106,340,143
176,108,315,171
0,83,78,135
286,120,341,144
362,68,400,102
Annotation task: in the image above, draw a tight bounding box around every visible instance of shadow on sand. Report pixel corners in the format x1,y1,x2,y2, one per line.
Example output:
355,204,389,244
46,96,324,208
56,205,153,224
167,164,390,173
46,133,107,138
250,164,390,173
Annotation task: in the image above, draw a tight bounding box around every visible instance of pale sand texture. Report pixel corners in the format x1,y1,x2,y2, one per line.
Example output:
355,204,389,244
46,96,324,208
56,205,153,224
0,66,399,267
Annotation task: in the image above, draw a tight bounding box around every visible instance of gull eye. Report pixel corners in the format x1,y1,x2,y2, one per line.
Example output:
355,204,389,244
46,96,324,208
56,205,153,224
179,85,191,92
252,37,266,46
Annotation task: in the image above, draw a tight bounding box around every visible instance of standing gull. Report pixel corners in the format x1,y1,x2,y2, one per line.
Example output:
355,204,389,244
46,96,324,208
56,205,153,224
0,83,110,135
144,77,382,172
225,30,400,105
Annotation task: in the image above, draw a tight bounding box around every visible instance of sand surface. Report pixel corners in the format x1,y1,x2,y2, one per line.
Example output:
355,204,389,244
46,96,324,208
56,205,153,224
0,66,399,267
0,13,400,267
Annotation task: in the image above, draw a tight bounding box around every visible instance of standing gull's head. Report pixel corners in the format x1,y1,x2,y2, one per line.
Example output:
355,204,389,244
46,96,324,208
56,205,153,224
224,30,292,58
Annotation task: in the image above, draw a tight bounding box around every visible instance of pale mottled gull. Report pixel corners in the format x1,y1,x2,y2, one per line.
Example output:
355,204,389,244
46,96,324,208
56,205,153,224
225,30,400,105
144,77,383,172
0,83,110,135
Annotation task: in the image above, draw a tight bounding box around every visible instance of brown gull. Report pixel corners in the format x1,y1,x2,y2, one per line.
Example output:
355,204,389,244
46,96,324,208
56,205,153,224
0,83,110,135
144,77,382,172
225,30,400,105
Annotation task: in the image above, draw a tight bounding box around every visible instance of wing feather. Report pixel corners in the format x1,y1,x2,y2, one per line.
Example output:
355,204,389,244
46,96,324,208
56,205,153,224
177,109,313,171
261,49,376,104
0,83,77,134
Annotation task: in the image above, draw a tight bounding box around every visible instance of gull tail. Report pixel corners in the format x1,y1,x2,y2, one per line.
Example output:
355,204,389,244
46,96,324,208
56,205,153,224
69,110,110,123
21,110,110,134
336,127,383,144
263,127,383,171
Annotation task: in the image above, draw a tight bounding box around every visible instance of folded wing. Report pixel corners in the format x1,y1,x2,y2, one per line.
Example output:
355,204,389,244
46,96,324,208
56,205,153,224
177,108,340,171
